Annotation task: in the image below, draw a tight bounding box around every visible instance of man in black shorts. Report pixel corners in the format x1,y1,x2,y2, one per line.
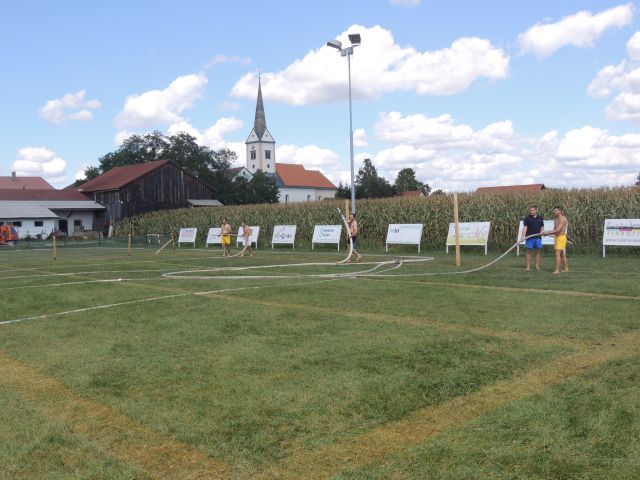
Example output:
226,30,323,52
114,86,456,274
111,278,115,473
520,205,544,271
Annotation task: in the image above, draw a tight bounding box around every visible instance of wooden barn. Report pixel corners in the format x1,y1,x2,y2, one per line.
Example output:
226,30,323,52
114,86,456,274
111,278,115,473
77,160,216,223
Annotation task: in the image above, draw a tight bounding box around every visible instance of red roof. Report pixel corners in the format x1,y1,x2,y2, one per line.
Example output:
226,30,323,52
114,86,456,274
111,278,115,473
78,160,169,192
0,176,54,190
476,184,546,193
400,190,424,197
0,189,92,201
276,163,336,189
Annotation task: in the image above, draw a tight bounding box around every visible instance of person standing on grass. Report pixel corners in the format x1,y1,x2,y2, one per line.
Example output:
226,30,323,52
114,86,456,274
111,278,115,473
240,221,253,257
520,205,544,271
348,213,362,262
543,206,569,274
221,218,232,257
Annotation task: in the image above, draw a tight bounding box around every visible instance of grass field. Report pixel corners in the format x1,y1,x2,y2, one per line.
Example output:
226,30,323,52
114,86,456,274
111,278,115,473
1,243,639,479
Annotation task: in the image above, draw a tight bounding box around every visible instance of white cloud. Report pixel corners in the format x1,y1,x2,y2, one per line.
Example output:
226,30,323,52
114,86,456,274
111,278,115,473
205,54,251,69
115,73,208,129
11,147,67,185
277,144,341,170
40,90,101,125
390,0,421,7
353,128,368,148
627,31,640,59
219,101,242,111
365,111,640,191
167,117,244,150
518,3,634,58
587,31,640,122
230,25,508,105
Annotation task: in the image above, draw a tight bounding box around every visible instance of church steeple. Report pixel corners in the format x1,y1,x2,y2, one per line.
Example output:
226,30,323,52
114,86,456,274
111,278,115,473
253,78,266,140
245,74,276,174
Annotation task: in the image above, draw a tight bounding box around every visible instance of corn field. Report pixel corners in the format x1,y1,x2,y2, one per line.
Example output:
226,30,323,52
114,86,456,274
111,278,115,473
117,187,640,253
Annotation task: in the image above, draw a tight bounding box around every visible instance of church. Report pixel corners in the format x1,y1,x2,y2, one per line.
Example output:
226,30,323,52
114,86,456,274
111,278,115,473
244,79,337,203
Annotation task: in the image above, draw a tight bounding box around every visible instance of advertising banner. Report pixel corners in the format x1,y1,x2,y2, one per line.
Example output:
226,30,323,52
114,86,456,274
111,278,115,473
177,227,197,247
271,225,297,248
602,219,640,257
385,224,424,252
446,222,491,255
312,225,342,250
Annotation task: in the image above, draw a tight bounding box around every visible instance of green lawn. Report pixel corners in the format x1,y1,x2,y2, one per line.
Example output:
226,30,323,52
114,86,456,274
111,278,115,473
0,245,639,479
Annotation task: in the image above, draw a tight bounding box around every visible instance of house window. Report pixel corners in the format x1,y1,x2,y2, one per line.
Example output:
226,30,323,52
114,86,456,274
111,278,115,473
250,151,257,160
252,164,255,169
34,221,43,227
13,221,22,227
267,164,270,169
265,150,271,159
74,219,83,232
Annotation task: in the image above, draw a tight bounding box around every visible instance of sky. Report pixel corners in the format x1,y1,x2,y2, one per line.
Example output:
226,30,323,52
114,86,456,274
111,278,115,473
2,0,640,192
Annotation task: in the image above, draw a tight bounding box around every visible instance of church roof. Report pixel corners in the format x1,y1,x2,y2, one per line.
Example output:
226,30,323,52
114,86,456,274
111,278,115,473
253,78,267,140
276,164,337,189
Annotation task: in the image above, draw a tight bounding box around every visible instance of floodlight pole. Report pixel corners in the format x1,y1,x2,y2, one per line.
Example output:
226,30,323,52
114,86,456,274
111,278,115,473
327,34,360,215
346,49,356,215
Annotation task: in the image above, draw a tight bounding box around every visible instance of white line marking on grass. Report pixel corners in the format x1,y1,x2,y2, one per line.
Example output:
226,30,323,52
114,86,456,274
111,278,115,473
0,278,340,326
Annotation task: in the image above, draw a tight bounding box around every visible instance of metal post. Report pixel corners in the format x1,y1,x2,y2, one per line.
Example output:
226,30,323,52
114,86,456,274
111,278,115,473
347,51,356,215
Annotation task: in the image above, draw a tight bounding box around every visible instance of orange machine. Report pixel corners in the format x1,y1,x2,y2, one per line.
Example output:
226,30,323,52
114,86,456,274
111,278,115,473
0,225,19,245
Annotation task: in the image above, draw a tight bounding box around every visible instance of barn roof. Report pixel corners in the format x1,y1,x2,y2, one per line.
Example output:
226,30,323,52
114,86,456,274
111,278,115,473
0,176,54,190
276,163,336,189
0,189,93,201
78,161,169,192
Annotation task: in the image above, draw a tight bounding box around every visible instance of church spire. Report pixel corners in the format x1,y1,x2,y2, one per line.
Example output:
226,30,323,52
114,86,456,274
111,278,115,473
253,76,266,139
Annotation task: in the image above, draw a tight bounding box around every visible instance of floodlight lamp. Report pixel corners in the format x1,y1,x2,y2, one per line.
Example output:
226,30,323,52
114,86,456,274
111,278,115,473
348,33,361,45
326,39,342,50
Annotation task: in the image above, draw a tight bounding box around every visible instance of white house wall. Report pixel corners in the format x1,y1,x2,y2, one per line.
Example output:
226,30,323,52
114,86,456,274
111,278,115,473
279,187,337,203
1,219,57,239
53,210,97,232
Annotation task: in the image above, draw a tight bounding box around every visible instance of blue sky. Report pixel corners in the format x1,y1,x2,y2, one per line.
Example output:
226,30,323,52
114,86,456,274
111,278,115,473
2,0,640,191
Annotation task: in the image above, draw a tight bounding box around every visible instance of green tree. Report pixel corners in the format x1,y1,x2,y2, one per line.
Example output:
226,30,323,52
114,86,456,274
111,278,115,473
393,167,431,195
355,158,394,198
246,171,279,204
636,172,640,186
335,182,351,199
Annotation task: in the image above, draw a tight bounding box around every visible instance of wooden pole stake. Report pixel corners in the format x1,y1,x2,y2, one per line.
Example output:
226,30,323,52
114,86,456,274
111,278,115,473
52,235,57,261
454,193,461,267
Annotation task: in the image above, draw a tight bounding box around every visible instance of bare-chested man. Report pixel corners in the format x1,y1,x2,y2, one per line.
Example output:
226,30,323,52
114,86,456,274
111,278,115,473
221,217,232,257
240,221,253,257
542,206,569,274
348,213,362,262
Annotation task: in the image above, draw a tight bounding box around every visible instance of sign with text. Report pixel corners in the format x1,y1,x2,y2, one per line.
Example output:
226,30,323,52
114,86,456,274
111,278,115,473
271,225,297,249
446,222,491,255
205,227,222,246
602,218,640,257
177,227,197,247
312,225,342,250
385,224,424,252
236,226,260,248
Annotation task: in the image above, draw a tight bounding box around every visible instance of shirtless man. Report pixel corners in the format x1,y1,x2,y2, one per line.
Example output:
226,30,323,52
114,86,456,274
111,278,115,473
240,221,253,256
348,213,362,262
221,217,232,257
542,206,569,274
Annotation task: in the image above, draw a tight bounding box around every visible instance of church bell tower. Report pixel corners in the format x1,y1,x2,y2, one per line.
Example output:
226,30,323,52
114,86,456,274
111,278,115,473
245,77,276,174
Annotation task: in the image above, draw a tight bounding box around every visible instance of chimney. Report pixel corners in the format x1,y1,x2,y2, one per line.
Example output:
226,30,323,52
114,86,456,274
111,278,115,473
11,171,16,179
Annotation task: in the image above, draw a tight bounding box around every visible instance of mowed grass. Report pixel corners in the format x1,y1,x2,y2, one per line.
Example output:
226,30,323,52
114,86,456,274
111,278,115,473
0,245,639,479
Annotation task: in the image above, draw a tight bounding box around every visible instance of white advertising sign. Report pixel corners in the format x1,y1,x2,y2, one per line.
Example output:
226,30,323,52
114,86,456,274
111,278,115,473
516,219,559,255
385,224,424,252
236,226,260,248
312,225,342,250
602,218,640,257
177,227,197,247
205,227,222,247
271,225,297,249
446,222,491,255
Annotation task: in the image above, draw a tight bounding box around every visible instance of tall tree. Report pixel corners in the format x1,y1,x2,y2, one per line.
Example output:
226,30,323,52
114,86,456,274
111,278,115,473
393,167,431,195
335,182,351,199
636,172,640,186
246,171,279,204
355,158,394,198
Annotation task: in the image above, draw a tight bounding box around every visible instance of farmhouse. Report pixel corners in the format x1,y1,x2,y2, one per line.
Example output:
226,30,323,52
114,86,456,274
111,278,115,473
77,160,216,223
245,79,337,202
0,188,105,238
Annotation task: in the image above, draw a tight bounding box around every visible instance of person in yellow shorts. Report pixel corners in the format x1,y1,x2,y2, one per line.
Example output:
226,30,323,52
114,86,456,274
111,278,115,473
221,217,232,256
542,206,569,274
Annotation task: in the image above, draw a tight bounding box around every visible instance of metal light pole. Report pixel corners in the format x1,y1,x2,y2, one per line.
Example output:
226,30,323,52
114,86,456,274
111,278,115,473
327,33,361,215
